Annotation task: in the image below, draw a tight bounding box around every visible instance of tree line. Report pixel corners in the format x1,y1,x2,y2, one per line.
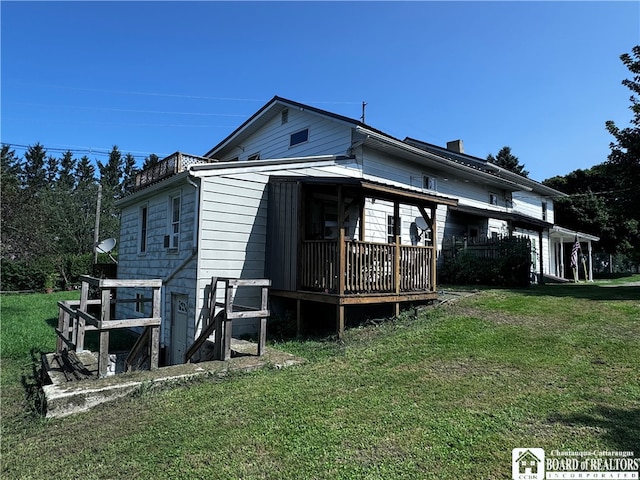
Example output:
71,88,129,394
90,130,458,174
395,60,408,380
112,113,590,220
0,143,159,291
2,47,638,290
487,46,639,269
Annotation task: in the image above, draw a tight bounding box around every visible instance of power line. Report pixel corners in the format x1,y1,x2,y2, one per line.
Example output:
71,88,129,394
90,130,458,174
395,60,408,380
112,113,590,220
2,142,168,160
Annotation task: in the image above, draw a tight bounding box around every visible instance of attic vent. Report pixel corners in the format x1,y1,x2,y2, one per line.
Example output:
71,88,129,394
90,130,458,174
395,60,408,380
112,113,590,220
281,109,289,125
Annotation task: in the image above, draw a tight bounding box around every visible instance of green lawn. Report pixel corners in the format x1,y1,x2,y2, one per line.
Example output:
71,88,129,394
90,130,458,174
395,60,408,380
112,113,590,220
1,280,639,480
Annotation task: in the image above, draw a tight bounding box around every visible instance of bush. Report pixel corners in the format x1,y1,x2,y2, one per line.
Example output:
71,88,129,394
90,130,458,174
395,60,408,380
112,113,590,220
0,254,95,292
440,237,531,287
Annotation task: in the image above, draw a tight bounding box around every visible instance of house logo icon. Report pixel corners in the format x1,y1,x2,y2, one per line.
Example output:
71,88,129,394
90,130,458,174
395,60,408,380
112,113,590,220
512,448,545,480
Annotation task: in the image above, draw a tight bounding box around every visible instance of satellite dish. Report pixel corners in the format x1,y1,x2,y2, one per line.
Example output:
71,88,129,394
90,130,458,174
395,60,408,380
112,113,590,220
415,217,428,231
96,238,116,253
95,238,118,264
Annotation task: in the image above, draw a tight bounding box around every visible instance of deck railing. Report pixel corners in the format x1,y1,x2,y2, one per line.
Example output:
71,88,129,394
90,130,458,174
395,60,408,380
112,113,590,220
133,152,213,191
300,240,434,294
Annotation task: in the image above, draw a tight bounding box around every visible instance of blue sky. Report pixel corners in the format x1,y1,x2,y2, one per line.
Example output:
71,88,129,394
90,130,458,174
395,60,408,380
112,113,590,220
2,1,638,182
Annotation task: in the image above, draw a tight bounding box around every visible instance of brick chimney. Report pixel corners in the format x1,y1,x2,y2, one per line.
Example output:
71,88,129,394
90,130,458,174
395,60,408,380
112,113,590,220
446,139,464,153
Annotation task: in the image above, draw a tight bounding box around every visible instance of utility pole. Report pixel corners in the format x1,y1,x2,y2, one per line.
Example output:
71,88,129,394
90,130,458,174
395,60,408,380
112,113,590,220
93,184,102,264
361,101,367,124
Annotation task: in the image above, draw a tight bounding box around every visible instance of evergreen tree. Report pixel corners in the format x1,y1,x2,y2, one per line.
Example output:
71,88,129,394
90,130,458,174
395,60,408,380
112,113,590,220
58,150,77,189
21,143,48,191
487,146,529,177
1,146,23,258
142,153,160,170
122,152,139,194
75,155,96,187
97,145,123,193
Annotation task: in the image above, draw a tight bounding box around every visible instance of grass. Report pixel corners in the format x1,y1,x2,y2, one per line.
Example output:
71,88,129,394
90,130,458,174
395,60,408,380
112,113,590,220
1,280,639,479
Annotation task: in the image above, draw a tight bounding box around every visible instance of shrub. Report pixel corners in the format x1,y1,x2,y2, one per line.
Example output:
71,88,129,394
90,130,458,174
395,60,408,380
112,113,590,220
440,236,531,287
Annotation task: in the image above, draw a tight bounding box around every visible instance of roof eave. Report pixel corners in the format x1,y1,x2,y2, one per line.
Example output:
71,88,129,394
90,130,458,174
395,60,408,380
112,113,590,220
358,127,533,192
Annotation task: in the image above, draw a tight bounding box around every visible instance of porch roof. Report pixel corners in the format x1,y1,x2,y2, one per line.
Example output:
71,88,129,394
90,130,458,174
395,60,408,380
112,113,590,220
269,176,459,207
550,226,600,242
449,203,553,230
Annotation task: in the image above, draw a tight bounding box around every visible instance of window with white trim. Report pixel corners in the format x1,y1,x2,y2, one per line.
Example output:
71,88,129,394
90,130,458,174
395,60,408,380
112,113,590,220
169,195,180,250
290,128,309,147
423,175,437,191
387,215,396,244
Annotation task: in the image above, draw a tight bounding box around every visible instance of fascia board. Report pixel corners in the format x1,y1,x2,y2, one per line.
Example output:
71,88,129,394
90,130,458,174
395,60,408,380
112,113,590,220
116,171,190,207
188,155,346,177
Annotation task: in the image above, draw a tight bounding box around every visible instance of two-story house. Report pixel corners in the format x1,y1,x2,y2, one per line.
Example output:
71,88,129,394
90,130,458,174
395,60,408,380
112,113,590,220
115,96,597,364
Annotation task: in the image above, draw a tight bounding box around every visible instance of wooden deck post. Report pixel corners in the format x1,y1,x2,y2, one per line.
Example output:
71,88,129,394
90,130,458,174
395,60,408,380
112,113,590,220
150,285,161,369
338,227,346,296
258,284,269,356
223,280,234,361
56,307,65,353
337,304,345,339
296,299,302,337
76,279,89,351
430,204,437,292
98,287,111,378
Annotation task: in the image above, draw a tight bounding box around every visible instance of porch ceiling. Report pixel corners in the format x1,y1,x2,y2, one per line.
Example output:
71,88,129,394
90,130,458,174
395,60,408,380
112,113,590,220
450,203,553,230
270,176,458,207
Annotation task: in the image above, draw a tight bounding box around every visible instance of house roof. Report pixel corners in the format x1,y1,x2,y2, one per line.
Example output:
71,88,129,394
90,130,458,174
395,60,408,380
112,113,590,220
204,95,563,195
404,137,566,198
204,96,368,159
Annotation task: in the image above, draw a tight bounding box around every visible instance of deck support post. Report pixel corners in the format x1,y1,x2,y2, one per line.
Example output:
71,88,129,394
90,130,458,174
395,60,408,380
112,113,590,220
77,280,89,351
430,204,437,292
98,287,111,378
337,304,345,339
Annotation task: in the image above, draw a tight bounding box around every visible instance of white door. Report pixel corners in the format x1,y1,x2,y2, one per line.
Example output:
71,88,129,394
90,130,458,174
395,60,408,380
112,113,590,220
171,294,188,365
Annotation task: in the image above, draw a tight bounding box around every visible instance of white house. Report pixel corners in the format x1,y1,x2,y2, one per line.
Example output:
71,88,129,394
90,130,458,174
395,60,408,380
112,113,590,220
115,96,597,365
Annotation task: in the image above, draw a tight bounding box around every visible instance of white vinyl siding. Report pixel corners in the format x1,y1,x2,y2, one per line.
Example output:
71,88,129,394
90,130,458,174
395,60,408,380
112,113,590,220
219,108,352,162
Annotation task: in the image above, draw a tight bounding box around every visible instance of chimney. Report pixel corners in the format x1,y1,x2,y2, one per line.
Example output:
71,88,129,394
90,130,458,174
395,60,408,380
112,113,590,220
446,139,464,153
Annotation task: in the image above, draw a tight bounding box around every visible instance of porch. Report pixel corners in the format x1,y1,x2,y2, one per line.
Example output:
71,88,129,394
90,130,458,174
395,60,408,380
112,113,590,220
267,176,458,337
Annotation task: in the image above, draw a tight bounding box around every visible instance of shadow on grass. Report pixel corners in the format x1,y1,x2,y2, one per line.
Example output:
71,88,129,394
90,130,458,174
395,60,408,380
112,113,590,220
548,406,640,452
513,283,640,301
20,347,48,417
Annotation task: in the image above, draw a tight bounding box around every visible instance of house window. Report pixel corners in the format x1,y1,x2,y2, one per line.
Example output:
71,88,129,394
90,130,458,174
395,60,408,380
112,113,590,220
489,193,499,206
135,293,145,314
505,192,513,208
169,195,180,250
139,206,148,253
247,152,260,161
423,175,437,191
281,109,289,125
542,201,548,221
290,128,309,147
387,215,396,244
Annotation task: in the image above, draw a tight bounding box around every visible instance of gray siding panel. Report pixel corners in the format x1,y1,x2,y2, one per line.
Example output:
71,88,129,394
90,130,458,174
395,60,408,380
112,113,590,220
267,181,299,291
